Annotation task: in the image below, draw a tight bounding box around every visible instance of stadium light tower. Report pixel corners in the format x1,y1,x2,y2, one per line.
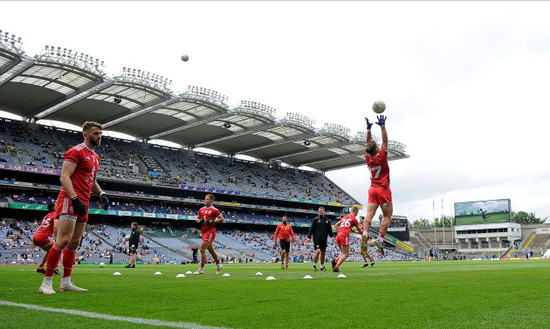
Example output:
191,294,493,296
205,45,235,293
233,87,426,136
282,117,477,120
37,45,105,75
0,30,24,54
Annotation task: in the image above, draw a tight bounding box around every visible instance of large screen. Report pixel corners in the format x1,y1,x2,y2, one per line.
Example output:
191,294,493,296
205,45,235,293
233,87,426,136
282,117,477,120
454,199,511,225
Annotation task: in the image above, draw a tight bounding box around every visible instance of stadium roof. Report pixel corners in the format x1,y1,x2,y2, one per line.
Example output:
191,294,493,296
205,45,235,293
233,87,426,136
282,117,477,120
0,31,408,172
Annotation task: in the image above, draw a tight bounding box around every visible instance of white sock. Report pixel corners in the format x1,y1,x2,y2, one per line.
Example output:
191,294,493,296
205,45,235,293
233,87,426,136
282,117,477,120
42,276,52,285
313,262,317,266
61,276,71,286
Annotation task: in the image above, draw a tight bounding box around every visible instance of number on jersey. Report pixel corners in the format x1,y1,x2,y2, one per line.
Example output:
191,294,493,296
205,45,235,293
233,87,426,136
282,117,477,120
369,166,381,179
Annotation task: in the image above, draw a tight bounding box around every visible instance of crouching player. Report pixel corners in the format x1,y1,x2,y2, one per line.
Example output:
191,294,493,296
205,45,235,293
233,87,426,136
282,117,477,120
32,202,60,275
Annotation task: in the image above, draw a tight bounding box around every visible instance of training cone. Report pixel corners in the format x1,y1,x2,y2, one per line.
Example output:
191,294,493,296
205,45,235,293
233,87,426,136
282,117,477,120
185,271,192,274
255,272,263,276
222,273,231,277
113,272,121,276
176,274,185,278
154,271,162,275
337,274,346,278
265,276,276,280
303,275,313,279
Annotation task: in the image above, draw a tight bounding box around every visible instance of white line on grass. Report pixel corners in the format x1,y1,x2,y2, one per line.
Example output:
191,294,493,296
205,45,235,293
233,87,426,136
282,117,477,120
0,300,232,329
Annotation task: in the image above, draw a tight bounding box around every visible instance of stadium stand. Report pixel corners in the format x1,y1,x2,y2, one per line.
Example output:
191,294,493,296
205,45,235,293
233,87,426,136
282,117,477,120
0,30,420,266
0,118,360,205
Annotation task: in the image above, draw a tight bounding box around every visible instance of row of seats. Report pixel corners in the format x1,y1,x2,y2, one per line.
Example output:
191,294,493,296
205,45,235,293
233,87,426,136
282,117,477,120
1,219,415,265
0,119,358,205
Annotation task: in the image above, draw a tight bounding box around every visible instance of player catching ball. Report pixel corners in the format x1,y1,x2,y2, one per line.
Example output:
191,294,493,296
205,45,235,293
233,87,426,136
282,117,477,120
332,206,362,272
194,194,224,275
361,115,392,257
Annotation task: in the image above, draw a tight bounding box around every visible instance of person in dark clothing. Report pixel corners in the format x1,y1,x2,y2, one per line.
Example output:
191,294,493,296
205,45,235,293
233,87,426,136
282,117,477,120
306,207,334,271
191,244,198,263
125,222,140,268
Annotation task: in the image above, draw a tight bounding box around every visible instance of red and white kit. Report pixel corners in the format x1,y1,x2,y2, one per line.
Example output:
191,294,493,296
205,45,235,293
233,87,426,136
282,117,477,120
198,206,221,242
55,143,100,223
32,212,57,247
336,214,359,247
366,148,392,205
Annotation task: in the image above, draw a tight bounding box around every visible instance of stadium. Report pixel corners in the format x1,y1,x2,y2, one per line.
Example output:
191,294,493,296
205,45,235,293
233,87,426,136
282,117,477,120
1,27,549,329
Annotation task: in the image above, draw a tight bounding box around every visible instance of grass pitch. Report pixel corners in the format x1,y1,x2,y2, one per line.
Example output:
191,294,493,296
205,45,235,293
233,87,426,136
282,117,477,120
455,211,510,225
1,260,550,328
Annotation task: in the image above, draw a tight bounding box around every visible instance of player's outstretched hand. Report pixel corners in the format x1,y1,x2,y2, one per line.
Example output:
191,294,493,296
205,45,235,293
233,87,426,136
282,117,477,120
70,196,86,216
376,115,387,128
100,193,109,210
365,117,373,130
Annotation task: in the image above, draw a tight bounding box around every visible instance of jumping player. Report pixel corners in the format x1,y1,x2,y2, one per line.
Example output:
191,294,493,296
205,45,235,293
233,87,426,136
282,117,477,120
193,194,224,275
32,202,60,275
274,216,297,270
38,121,109,294
332,206,362,272
361,115,392,257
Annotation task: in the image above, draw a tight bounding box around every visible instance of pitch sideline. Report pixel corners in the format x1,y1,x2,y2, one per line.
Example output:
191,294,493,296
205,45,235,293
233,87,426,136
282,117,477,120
0,300,232,329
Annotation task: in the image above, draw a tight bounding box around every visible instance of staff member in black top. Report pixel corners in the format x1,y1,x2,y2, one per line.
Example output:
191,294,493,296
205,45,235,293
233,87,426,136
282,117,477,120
306,207,334,271
125,222,140,268
191,243,199,263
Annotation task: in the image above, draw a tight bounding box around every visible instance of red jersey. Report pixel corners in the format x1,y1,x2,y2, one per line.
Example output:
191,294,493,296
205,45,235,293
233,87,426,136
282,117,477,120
274,223,296,242
336,214,359,238
34,212,57,236
198,206,221,233
59,143,100,203
365,148,390,188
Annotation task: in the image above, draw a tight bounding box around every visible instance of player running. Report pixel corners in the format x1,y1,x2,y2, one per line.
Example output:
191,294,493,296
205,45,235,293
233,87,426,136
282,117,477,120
274,216,297,270
38,121,109,295
332,206,363,272
361,115,392,257
32,202,60,275
193,194,224,275
306,207,333,271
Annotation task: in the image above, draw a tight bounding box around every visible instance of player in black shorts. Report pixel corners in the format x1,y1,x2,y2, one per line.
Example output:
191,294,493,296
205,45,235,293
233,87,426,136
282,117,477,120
306,207,334,271
274,216,297,269
125,222,140,268
280,239,290,253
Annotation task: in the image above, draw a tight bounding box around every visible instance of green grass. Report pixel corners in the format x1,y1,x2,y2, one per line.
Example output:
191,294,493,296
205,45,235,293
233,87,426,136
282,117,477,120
456,211,510,225
1,261,550,328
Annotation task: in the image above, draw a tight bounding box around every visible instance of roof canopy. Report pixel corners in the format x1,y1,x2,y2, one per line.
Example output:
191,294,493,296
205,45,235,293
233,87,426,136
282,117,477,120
0,31,408,172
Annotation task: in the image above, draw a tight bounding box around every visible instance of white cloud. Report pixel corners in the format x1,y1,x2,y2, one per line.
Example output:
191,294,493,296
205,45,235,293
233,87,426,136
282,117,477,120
2,1,550,221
